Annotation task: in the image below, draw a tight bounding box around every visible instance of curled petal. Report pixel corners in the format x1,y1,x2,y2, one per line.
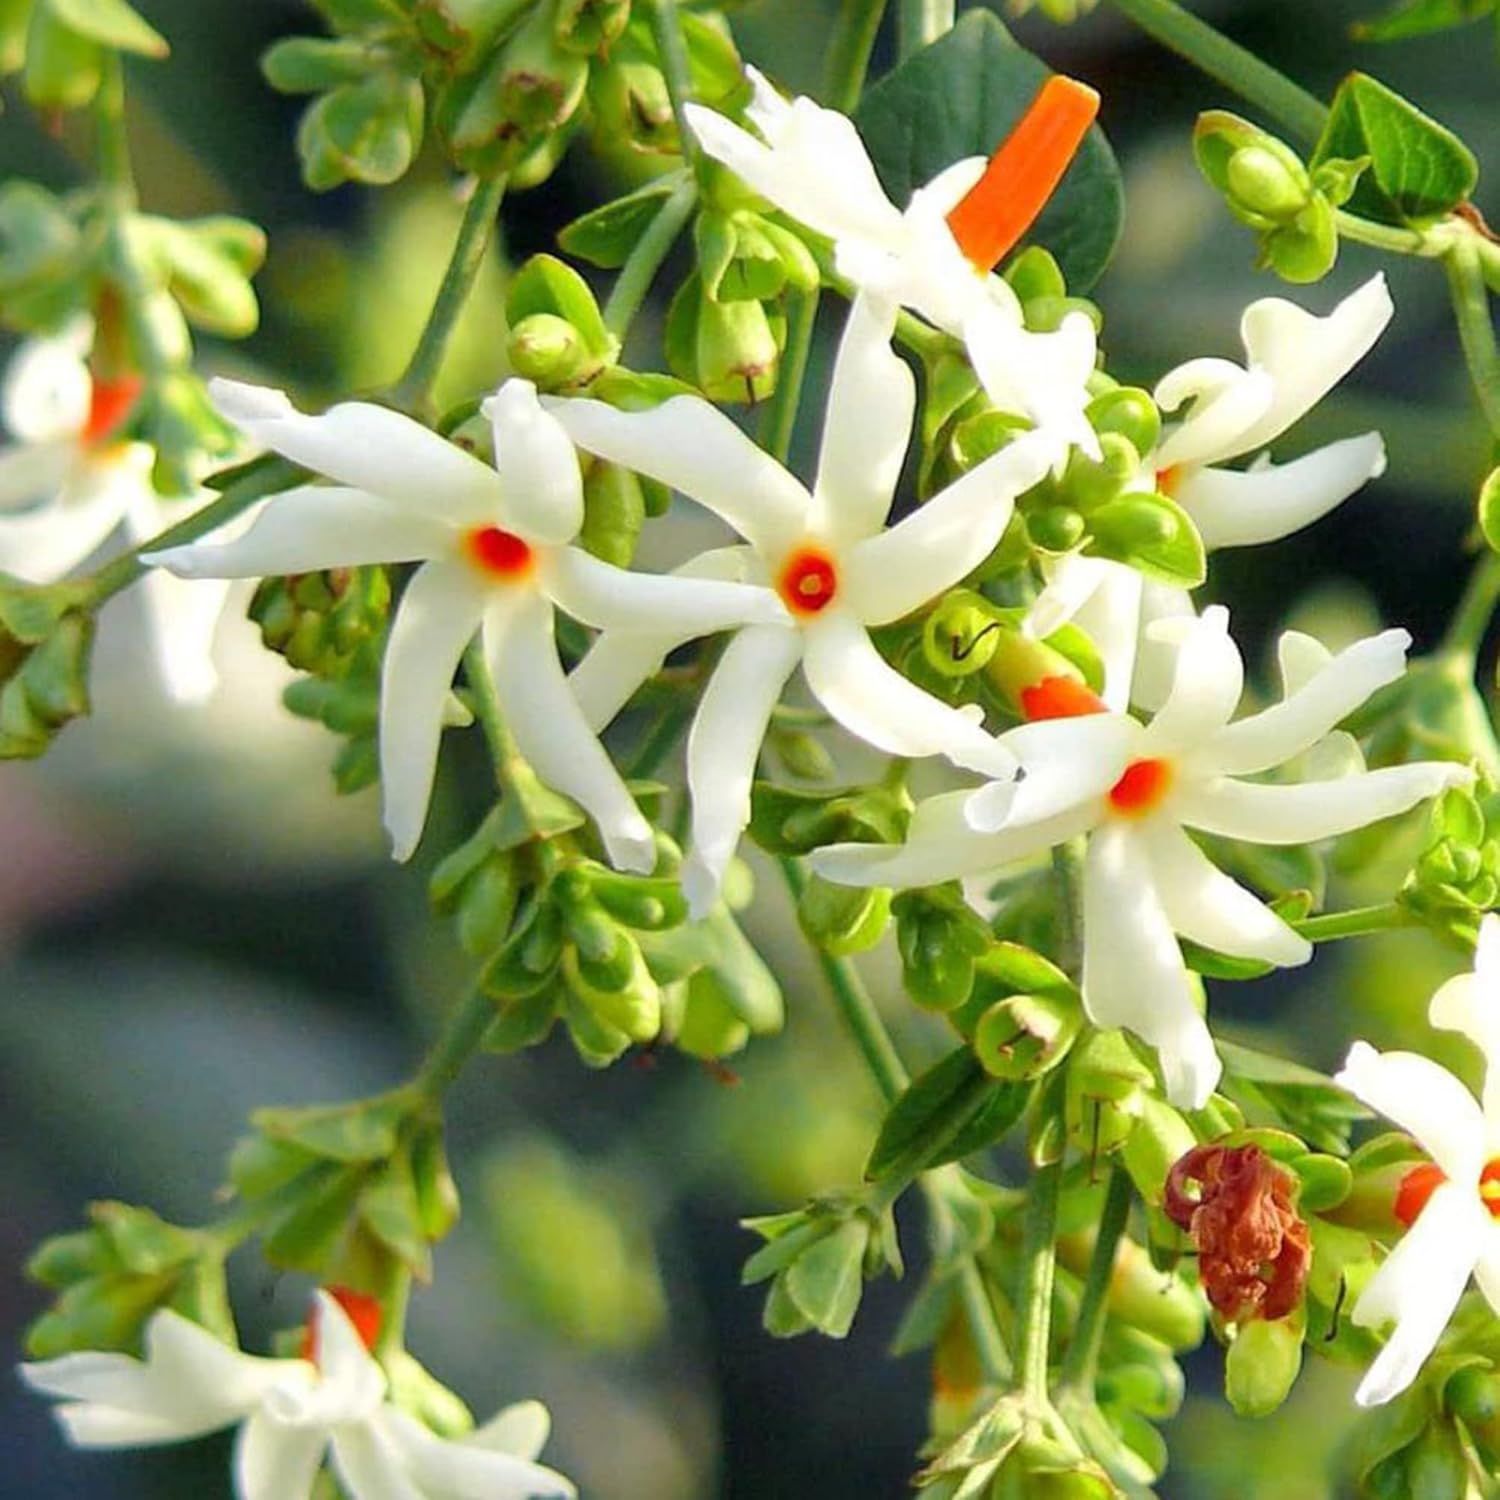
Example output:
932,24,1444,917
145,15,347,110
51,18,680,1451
1174,432,1386,552
330,1420,426,1500
1351,1181,1484,1407
1174,761,1470,845
379,561,489,862
1336,1041,1485,1184
1083,821,1220,1108
482,380,584,544
802,611,1015,778
381,1404,576,1499
543,395,810,556
487,592,655,874
1141,819,1310,966
682,623,803,917
467,1401,552,1463
1197,627,1410,777
1130,581,1194,713
975,713,1137,832
147,485,452,579
235,1410,326,1500
1153,360,1275,472
811,295,914,545
1138,606,1243,758
208,379,503,527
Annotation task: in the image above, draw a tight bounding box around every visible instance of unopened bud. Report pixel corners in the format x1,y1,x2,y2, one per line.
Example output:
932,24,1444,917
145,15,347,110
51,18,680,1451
922,591,1003,678
797,874,891,956
974,991,1081,1080
1226,145,1311,223
554,0,632,54
508,312,602,389
1085,387,1160,462
1446,1366,1500,1467
1025,504,1085,552
1224,1309,1305,1417
983,629,1097,718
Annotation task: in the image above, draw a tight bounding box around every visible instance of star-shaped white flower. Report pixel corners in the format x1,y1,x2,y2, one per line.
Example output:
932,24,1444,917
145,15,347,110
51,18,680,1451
684,68,1102,462
549,297,1052,915
1029,274,1394,708
0,324,234,704
21,1291,575,1500
813,607,1467,1108
147,377,781,871
1337,914,1500,1407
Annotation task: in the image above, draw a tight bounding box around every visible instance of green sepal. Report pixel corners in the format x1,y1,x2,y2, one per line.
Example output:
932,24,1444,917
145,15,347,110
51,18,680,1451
47,0,166,56
261,1162,365,1273
797,874,891,956
893,884,993,1010
23,4,101,112
1086,490,1206,587
250,1093,407,1164
297,72,424,190
359,1143,433,1279
261,35,376,94
778,1217,868,1339
558,174,689,269
507,253,617,361
749,779,912,855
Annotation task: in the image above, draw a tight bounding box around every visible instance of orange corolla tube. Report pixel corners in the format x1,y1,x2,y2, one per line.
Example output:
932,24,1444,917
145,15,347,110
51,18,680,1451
945,74,1101,274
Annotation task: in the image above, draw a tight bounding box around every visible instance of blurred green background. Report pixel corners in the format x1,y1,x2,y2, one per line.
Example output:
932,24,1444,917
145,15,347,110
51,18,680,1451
2,0,1498,1495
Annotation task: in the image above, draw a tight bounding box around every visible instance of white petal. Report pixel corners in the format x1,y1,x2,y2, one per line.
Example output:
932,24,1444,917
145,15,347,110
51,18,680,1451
330,1421,426,1500
136,568,232,703
1431,921,1500,1138
1138,606,1243,757
843,431,1051,626
1174,762,1469,845
1174,432,1386,551
466,1401,551,1462
543,395,810,556
1129,582,1195,713
2,332,91,442
543,546,781,634
1153,361,1275,472
1336,1041,1486,1182
1229,273,1394,459
312,1292,383,1401
1083,821,1220,1108
1198,628,1410,777
0,463,131,581
1351,1182,1483,1406
209,379,503,527
482,380,584,544
682,623,803,916
1141,819,1310,966
487,592,655,873
811,295,913,545
380,561,489,861
810,790,1099,890
147,485,452,579
976,713,1136,832
1072,562,1146,715
235,1409,327,1500
381,1404,577,1499
0,437,73,510
802,611,1015,778
567,546,757,731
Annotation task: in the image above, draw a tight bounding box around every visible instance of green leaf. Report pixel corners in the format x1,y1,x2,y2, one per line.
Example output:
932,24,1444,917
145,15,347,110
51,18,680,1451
853,10,1123,292
559,175,688,269
47,0,167,57
782,1217,868,1338
251,1095,407,1164
1312,73,1477,226
1353,0,1494,43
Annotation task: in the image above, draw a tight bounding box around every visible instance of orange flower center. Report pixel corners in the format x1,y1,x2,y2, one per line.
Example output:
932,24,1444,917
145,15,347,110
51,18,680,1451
1394,1159,1500,1227
945,75,1101,274
1156,465,1181,497
1108,756,1174,815
1020,673,1108,722
300,1286,383,1364
82,374,143,448
465,526,534,579
777,546,839,616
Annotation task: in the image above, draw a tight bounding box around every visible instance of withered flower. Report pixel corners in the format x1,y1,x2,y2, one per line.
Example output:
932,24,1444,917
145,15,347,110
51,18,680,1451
1165,1144,1310,1323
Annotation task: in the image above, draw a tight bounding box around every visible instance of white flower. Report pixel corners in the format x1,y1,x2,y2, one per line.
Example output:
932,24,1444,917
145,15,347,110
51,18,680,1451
812,607,1468,1108
1336,914,1500,1407
21,1291,575,1500
147,377,781,871
549,298,1052,916
1028,275,1394,708
0,324,234,704
684,69,1101,462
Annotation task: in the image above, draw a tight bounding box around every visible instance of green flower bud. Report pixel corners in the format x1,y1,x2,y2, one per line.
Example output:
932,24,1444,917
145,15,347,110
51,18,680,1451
673,974,752,1059
666,273,782,403
1227,145,1312,223
1120,1094,1196,1206
797,873,891,956
586,55,675,155
483,900,565,999
1066,1032,1153,1159
297,73,425,192
1026,505,1086,552
250,566,391,677
982,628,1093,717
948,409,1034,476
1086,387,1160,461
23,4,102,110
507,312,604,390
562,932,662,1042
1003,245,1067,306
261,36,374,94
974,990,1082,1080
718,217,791,304
498,4,589,134
749,780,911,854
922,590,1003,678
0,0,29,76
553,0,631,55
0,600,93,760
1446,1366,1500,1468
1402,1420,1470,1500
893,885,992,1010
1224,1308,1305,1417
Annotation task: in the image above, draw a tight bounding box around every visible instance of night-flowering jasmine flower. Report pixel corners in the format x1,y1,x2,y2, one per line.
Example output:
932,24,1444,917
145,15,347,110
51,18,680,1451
0,324,234,703
812,607,1468,1108
147,377,781,871
1029,275,1394,706
683,68,1102,462
549,298,1053,916
21,1289,575,1500
1336,914,1500,1407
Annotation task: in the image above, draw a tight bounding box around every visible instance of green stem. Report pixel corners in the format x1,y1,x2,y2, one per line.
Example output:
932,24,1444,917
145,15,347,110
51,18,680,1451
391,175,507,418
1445,239,1500,444
1015,1156,1062,1410
952,1246,1013,1385
825,0,889,113
1104,0,1328,145
1057,1166,1131,1393
95,55,136,205
1335,210,1446,259
898,0,955,57
80,455,304,607
1292,902,1411,944
1051,841,1086,983
870,1071,999,1210
645,0,701,169
410,987,498,1103
603,176,697,342
626,695,695,779
462,637,526,779
1440,552,1500,665
761,287,820,464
